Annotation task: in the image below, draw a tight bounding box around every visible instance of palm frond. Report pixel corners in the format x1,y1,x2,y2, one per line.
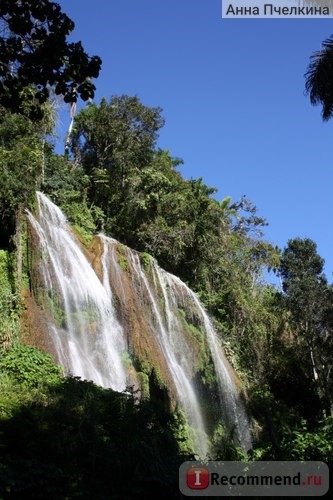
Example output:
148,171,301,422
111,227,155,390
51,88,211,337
305,35,333,121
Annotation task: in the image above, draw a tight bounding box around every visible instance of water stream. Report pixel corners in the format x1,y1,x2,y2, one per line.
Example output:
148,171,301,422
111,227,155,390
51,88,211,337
27,192,252,455
27,192,127,391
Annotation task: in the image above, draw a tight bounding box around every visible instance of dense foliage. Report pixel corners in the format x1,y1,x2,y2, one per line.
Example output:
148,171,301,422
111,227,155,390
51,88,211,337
1,2,332,497
0,110,43,246
0,347,188,498
0,0,101,118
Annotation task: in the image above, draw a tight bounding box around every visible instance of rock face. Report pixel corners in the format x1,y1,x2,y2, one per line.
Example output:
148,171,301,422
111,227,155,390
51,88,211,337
24,192,252,456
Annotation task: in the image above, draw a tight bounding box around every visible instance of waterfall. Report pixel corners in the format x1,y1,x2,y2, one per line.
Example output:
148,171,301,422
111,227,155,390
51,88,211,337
124,246,208,457
159,271,253,452
27,192,252,455
27,192,127,391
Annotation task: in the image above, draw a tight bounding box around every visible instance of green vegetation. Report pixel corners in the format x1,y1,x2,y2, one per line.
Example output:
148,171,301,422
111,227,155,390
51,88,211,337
177,307,213,380
0,343,62,388
0,249,20,348
137,371,150,399
118,255,128,271
0,1,333,497
0,349,188,498
0,0,101,118
140,251,152,270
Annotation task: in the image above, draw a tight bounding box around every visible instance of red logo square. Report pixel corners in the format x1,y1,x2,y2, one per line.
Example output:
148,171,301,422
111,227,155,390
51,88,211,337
186,467,209,489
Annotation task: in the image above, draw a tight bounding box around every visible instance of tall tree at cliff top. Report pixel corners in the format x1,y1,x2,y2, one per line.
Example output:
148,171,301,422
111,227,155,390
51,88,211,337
0,0,101,118
279,238,333,416
71,95,166,242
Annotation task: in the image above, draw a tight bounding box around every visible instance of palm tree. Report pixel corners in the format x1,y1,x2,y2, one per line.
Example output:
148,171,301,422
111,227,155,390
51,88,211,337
305,35,333,121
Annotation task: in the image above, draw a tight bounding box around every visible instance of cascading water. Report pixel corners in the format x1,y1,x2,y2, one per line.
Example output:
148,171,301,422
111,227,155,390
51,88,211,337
159,271,253,452
124,246,208,457
27,192,127,391
27,192,252,456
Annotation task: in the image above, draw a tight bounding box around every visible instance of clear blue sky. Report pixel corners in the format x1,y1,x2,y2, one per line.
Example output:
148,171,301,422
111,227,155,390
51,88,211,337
56,0,333,281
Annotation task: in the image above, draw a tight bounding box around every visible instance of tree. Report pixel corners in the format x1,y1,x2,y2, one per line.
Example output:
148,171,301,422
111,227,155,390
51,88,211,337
0,0,101,118
72,95,164,174
71,95,165,228
0,111,43,246
305,34,333,121
278,238,333,415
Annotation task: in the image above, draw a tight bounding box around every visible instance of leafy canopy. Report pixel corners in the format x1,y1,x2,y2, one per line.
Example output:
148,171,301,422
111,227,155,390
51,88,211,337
0,0,102,118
